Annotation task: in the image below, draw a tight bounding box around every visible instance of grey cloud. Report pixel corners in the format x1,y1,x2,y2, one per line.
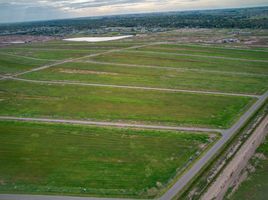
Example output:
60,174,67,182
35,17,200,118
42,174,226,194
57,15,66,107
0,2,69,23
0,0,268,23
0,0,162,23
67,0,148,9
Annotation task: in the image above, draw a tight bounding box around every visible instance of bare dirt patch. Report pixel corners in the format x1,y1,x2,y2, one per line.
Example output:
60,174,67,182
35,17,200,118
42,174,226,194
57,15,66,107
0,35,59,47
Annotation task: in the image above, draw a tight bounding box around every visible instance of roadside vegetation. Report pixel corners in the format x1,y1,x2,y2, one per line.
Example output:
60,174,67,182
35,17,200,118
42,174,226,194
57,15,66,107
228,137,268,200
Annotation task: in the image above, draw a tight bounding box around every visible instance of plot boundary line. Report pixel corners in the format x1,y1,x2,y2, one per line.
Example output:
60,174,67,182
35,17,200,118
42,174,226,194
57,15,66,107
0,42,165,80
2,76,260,98
126,50,268,63
81,60,268,77
0,116,224,134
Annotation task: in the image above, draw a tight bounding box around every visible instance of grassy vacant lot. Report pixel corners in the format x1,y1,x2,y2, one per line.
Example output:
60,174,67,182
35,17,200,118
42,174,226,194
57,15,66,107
138,44,268,61
0,48,105,60
0,33,267,199
89,51,268,75
0,121,214,198
0,80,254,128
22,41,143,49
0,54,52,75
229,138,268,200
0,40,142,75
21,61,268,95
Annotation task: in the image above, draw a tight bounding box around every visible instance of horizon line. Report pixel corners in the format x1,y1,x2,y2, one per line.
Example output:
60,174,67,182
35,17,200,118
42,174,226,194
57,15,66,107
0,5,267,25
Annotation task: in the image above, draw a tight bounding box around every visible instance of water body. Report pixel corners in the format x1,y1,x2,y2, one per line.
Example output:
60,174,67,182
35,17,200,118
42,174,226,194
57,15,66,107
63,35,133,42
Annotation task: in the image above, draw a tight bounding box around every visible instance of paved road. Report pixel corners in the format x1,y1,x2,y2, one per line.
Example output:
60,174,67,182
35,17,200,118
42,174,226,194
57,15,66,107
158,89,268,200
129,50,268,63
0,116,224,134
9,77,260,98
83,60,268,77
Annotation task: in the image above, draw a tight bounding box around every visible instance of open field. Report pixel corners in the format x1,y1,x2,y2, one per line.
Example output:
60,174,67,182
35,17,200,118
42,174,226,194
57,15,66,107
0,80,254,128
137,44,268,61
20,61,268,95
0,54,53,75
2,41,143,50
0,29,268,199
0,120,215,198
229,138,268,200
88,51,268,75
0,48,106,60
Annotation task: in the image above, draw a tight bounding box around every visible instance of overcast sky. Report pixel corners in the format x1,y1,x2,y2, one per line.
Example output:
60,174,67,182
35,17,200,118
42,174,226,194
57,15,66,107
1,0,268,23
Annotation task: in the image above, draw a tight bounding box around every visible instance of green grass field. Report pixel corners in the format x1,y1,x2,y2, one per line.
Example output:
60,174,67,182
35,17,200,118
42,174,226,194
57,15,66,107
0,54,53,75
138,44,268,61
0,48,105,60
89,51,268,75
20,41,143,49
20,61,268,95
0,33,267,199
229,138,268,200
0,121,214,198
0,80,254,128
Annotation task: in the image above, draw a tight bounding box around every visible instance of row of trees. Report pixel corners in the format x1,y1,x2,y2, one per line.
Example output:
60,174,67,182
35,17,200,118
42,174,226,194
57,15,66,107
0,6,267,36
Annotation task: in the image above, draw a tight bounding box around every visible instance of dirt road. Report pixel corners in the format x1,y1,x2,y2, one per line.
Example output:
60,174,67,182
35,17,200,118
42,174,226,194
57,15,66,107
83,60,268,77
9,77,260,98
0,116,223,134
130,50,268,63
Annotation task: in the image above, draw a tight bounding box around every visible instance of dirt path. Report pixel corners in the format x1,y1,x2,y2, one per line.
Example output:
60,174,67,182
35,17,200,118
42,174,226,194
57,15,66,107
8,77,260,98
1,41,268,200
0,91,267,200
130,50,268,63
201,115,268,200
0,116,224,134
167,43,268,53
0,42,165,80
83,60,268,77
0,52,58,62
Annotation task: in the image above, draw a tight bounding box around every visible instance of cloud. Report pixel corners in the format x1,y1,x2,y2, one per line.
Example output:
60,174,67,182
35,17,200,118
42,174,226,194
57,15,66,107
0,1,69,23
0,0,267,23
